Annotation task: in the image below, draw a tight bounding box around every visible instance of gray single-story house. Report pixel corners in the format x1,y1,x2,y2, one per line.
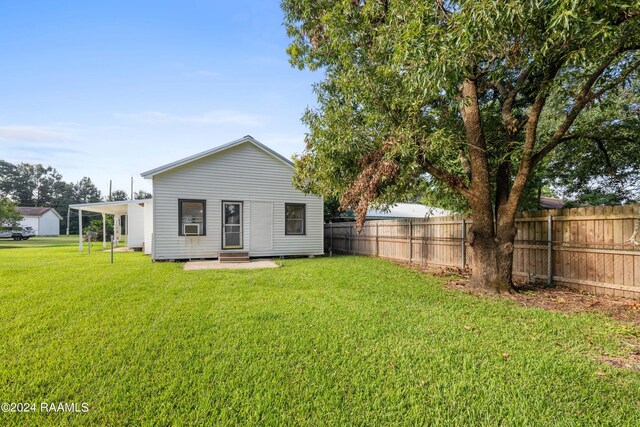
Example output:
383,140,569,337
71,136,324,261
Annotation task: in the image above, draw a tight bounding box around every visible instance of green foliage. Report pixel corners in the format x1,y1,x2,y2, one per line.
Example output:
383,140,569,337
82,216,115,240
542,85,640,205
74,177,102,204
0,197,22,227
109,189,129,201
134,190,152,200
0,161,63,207
323,195,344,221
282,1,640,217
0,160,103,233
0,239,639,424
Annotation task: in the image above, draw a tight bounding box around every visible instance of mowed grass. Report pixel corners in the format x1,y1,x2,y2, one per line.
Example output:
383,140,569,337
0,237,639,425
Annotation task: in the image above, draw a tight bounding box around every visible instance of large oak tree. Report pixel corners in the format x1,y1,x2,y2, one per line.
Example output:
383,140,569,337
282,0,640,292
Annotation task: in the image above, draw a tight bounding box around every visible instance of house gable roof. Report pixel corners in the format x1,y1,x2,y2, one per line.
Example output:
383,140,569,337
16,207,63,220
140,135,295,179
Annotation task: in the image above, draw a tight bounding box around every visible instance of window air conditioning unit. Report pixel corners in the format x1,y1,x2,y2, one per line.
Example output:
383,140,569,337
183,223,200,236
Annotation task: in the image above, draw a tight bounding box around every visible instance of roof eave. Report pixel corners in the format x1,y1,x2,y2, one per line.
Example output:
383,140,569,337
50,209,63,220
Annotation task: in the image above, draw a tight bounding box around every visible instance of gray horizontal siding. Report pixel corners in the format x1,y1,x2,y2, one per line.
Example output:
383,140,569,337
152,141,323,260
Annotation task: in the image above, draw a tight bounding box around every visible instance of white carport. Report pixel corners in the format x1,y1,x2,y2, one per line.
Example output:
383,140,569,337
68,199,153,254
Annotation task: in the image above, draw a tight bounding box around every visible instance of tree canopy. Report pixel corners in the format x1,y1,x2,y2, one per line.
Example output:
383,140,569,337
0,197,22,228
0,160,103,233
284,0,639,213
134,190,153,200
109,190,129,202
282,0,640,290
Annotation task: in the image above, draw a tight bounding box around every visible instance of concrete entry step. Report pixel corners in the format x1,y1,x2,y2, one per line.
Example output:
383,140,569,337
219,251,250,263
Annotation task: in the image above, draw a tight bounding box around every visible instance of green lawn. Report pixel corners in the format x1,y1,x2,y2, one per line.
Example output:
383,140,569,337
0,237,638,425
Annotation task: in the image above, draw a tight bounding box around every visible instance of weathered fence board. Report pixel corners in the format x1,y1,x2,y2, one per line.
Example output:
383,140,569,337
325,205,640,299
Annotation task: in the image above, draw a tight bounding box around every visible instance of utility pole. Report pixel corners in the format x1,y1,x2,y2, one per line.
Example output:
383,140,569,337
109,180,112,201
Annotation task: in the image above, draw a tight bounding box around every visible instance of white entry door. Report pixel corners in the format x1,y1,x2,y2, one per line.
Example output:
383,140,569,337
222,202,243,249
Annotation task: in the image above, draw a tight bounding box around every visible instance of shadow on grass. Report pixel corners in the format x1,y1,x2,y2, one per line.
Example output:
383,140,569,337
0,236,80,250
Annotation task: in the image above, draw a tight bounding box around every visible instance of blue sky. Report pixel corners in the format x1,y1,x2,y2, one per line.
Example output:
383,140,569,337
0,1,318,195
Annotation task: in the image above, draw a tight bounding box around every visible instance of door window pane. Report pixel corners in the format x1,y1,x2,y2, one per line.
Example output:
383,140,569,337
225,231,241,247
224,204,241,224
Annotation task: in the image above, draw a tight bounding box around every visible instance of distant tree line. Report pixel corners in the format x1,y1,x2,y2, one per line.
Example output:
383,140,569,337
0,160,151,234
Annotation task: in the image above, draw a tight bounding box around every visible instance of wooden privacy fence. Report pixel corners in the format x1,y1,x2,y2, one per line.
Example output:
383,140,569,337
324,205,640,299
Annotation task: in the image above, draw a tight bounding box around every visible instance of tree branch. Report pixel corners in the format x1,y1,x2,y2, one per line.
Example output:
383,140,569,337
460,79,491,204
531,48,635,166
501,63,535,133
592,56,640,99
502,59,564,222
417,154,471,199
557,133,637,144
595,138,615,172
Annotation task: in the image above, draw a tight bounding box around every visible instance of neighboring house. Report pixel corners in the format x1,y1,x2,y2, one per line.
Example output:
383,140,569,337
539,197,565,209
70,136,324,261
335,203,450,221
15,207,62,236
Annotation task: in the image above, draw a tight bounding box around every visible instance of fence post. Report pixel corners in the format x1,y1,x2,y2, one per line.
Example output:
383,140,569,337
461,218,466,269
330,224,333,256
375,222,379,257
348,225,352,254
547,215,553,286
421,228,425,266
408,220,413,263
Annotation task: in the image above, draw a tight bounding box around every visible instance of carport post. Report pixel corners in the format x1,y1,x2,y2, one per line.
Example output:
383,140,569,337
102,213,107,249
78,209,83,252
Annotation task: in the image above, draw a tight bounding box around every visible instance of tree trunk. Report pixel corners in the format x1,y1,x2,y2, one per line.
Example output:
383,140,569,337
468,209,517,294
459,78,520,293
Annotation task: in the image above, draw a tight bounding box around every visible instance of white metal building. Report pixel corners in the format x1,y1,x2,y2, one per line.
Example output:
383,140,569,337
69,136,324,261
364,203,450,219
141,135,323,260
16,207,62,236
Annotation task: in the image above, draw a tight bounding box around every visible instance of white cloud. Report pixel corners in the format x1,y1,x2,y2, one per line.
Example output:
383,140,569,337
119,109,268,127
0,125,71,142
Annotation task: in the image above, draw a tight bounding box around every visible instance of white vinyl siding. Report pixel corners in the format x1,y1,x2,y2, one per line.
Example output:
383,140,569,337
250,201,273,252
19,217,39,234
151,141,323,260
19,211,61,236
143,201,154,254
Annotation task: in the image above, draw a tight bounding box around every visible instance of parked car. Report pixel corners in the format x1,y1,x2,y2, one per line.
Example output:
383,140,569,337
0,226,36,240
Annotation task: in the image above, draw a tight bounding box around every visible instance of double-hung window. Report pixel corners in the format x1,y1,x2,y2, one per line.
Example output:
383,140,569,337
285,203,305,235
